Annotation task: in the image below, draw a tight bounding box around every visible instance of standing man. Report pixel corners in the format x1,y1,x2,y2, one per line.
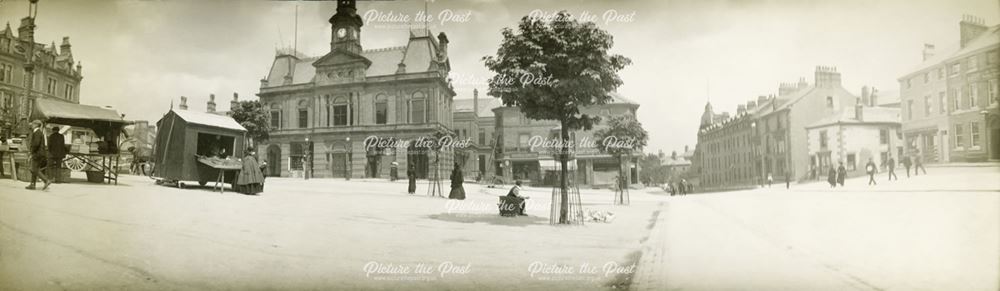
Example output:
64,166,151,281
766,173,773,187
25,120,51,190
865,158,878,185
47,126,66,182
837,162,847,187
407,163,417,194
902,155,912,178
914,153,927,175
886,156,898,181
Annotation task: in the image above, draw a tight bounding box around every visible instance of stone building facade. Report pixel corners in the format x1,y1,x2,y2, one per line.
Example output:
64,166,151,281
256,0,456,179
898,15,999,163
452,89,502,181
806,103,902,178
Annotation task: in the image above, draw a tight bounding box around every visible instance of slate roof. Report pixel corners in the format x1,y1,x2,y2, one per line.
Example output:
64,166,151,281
805,106,900,129
172,109,247,132
900,25,1000,79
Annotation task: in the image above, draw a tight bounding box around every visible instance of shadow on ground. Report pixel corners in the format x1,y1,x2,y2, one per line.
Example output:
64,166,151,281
428,213,549,227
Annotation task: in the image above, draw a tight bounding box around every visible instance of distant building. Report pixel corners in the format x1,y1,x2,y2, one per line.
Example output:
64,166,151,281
806,103,902,178
255,0,456,178
0,17,84,135
492,94,641,187
661,146,692,182
451,88,502,181
898,15,999,162
696,95,774,190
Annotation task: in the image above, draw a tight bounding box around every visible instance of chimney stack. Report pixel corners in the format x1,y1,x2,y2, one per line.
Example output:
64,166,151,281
797,77,808,89
960,15,987,49
473,88,479,117
855,98,864,121
757,95,768,105
59,37,72,57
861,86,871,106
746,100,757,110
869,88,879,107
231,92,240,112
922,43,935,61
684,145,689,153
179,96,188,110
17,17,34,41
814,66,842,88
737,104,747,115
207,94,217,113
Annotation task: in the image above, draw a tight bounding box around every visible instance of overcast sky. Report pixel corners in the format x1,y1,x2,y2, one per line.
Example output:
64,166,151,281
1,0,997,155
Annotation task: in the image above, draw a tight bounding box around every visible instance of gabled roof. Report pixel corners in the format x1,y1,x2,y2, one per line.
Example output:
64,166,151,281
901,25,1000,79
806,106,900,129
172,109,246,132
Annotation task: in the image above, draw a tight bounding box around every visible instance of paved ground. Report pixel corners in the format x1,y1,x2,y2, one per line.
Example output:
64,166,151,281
632,165,1000,291
1,165,996,290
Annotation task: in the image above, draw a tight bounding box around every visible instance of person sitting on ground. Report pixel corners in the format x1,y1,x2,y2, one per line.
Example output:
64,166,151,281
506,180,528,216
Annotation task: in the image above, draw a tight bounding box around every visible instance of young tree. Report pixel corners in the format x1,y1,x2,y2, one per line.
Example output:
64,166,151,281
483,11,630,223
593,115,649,205
228,100,270,147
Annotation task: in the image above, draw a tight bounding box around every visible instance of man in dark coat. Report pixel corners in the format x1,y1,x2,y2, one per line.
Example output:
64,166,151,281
827,166,837,187
902,156,912,178
449,162,465,200
25,120,51,190
914,153,927,175
407,163,417,194
836,162,847,187
886,157,897,181
865,158,878,185
47,126,66,181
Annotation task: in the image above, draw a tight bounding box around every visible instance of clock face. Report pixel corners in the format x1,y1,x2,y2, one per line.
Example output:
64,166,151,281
337,28,347,38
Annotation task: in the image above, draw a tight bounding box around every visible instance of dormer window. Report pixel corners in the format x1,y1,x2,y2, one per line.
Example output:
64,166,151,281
825,96,834,108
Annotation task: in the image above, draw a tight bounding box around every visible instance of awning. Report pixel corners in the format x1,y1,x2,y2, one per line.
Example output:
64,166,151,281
540,159,577,171
33,98,130,124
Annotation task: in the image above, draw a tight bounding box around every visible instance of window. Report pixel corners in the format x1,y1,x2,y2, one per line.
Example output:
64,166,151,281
971,122,981,147
290,143,305,170
331,104,347,126
46,78,57,94
989,50,998,64
819,130,828,148
826,96,834,108
990,79,998,105
879,129,889,145
64,84,74,100
968,56,978,72
924,95,932,116
847,154,856,171
906,100,914,120
0,63,11,83
518,133,530,151
969,84,978,108
939,92,946,113
952,88,961,110
906,79,912,89
923,72,929,83
949,63,960,76
955,124,965,148
298,109,308,128
410,92,426,123
270,110,281,129
937,67,945,80
478,132,486,145
374,97,388,125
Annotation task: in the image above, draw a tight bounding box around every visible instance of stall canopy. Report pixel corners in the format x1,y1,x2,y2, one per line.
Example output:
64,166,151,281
31,98,132,153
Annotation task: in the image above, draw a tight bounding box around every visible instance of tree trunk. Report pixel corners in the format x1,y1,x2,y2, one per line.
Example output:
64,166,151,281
559,121,569,224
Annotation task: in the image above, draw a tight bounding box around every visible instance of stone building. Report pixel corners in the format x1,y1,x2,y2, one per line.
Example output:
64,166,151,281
451,89,502,181
898,15,999,163
0,17,83,135
256,0,457,179
805,102,902,178
492,94,640,187
696,96,773,190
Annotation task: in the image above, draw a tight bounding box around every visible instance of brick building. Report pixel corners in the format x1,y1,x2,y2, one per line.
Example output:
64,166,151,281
898,15,999,163
255,0,457,179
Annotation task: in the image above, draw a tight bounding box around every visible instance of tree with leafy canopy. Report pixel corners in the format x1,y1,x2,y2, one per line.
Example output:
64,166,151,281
483,11,630,223
228,100,270,147
593,115,648,205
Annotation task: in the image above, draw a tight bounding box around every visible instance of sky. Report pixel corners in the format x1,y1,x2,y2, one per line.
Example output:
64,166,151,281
1,0,998,155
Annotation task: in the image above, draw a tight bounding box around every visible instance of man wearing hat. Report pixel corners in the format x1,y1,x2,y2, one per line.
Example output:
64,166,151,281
26,120,51,190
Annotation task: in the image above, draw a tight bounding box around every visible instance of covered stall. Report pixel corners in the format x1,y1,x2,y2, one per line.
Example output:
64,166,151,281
29,98,131,184
151,109,247,192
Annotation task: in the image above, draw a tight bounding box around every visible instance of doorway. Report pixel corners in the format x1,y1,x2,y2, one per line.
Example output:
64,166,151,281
991,128,1000,160
267,145,281,177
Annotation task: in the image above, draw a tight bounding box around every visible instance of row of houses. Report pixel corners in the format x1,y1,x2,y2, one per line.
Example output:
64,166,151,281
691,15,999,191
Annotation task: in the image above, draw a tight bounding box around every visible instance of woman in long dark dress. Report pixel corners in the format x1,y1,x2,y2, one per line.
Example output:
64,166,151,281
827,166,837,188
236,148,265,195
449,162,465,200
407,163,416,194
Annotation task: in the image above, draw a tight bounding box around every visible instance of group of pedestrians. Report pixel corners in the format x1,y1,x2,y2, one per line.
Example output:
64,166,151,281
668,179,693,195
826,153,928,188
20,120,68,191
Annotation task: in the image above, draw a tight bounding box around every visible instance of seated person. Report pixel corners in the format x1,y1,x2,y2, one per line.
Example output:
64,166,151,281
505,180,528,216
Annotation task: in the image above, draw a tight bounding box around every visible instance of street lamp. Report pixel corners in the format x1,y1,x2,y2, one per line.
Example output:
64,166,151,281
345,136,351,181
750,121,759,187
304,137,311,180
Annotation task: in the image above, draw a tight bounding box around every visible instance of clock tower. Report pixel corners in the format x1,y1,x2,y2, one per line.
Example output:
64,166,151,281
329,0,363,54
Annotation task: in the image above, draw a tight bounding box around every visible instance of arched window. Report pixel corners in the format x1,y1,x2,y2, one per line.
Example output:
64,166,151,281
375,94,388,125
410,91,426,123
332,96,349,126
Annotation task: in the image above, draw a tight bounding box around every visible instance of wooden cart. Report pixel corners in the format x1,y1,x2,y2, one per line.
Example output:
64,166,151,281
151,109,247,190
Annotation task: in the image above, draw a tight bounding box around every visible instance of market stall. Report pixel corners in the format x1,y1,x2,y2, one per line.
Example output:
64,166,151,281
151,109,247,191
27,98,132,184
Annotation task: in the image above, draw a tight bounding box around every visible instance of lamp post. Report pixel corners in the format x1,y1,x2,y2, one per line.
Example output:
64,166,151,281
750,121,759,187
345,136,351,181
304,137,311,180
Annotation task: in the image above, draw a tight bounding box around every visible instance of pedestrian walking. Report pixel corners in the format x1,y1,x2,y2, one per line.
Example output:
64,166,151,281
866,158,878,185
448,162,465,200
837,162,847,186
47,126,66,182
886,156,897,181
902,155,912,178
785,172,790,189
914,154,927,175
407,163,417,194
827,166,837,187
767,173,773,187
25,120,51,190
